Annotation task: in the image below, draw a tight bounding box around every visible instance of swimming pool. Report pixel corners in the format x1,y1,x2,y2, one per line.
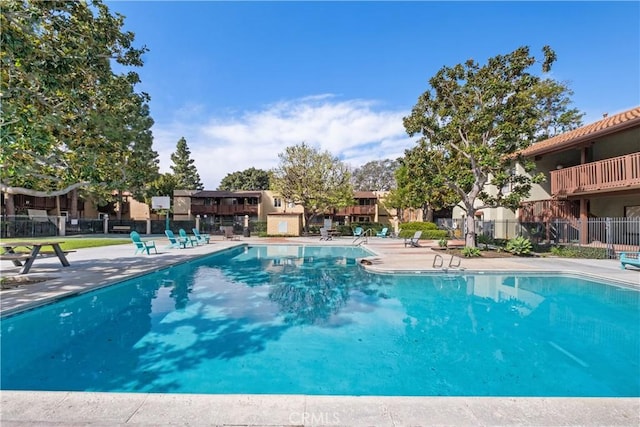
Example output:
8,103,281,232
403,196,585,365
1,245,638,397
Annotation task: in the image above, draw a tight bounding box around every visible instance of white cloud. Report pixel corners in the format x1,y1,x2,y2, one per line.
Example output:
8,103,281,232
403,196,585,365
152,95,416,189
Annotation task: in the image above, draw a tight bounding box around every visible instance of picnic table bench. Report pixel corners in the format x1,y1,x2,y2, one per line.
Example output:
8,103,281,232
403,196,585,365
0,241,70,274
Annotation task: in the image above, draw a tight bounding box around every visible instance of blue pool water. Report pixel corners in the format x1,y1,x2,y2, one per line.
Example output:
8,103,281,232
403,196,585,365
1,245,638,397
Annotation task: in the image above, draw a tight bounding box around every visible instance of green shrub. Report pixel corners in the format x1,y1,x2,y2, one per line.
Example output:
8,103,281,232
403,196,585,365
398,229,447,239
506,236,532,255
550,246,563,256
400,221,439,231
438,238,448,248
549,245,608,259
461,247,481,257
253,221,267,233
477,234,493,249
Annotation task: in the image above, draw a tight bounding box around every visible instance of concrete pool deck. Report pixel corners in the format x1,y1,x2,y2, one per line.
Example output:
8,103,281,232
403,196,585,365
1,235,639,426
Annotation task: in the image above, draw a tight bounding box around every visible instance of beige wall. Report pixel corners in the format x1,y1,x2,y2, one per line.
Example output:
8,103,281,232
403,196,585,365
83,203,100,219
128,198,151,220
173,189,197,219
266,214,302,236
262,191,305,220
590,194,640,218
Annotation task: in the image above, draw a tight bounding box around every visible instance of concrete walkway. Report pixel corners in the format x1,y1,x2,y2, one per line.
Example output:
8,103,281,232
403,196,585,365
1,235,639,426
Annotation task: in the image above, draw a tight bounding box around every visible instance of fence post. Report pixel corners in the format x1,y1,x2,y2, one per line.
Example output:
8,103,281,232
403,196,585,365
146,219,151,235
57,216,66,236
605,217,615,259
103,216,109,234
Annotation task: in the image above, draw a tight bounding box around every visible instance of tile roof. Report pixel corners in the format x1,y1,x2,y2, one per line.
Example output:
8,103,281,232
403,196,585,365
520,106,640,157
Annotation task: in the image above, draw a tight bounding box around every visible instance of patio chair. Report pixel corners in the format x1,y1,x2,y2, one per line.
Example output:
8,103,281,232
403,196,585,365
620,251,640,270
130,231,157,255
165,230,188,249
353,227,364,237
404,230,423,247
319,227,332,241
192,228,210,244
223,226,239,240
376,227,389,238
179,228,199,246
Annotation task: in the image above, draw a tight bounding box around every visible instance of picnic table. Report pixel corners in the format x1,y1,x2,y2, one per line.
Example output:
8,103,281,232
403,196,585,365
0,240,70,274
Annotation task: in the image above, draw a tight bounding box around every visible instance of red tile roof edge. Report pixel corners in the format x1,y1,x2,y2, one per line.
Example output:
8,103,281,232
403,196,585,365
520,106,640,157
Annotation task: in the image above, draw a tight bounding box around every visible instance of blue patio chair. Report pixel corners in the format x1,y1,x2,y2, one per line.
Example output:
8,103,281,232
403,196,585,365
353,227,364,237
130,231,157,255
165,230,188,249
192,228,210,244
376,227,389,238
179,228,199,246
620,252,640,270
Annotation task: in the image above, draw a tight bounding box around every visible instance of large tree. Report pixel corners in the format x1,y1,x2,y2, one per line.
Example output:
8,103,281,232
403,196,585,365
170,137,203,191
218,167,270,191
403,46,583,247
1,0,151,216
395,147,459,222
270,142,354,232
351,159,398,191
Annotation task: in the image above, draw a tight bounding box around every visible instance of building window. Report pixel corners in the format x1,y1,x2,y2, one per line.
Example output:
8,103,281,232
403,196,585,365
274,198,282,207
501,168,516,195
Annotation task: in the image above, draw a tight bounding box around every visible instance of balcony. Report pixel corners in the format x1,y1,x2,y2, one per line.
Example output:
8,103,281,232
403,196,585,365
551,153,640,197
191,205,259,216
519,200,579,222
334,206,376,216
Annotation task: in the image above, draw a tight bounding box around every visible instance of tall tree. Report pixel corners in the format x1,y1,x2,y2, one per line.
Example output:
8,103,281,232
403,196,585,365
403,46,583,247
218,167,270,191
271,142,354,232
146,173,178,203
170,137,203,191
351,159,398,191
398,145,459,222
1,0,149,215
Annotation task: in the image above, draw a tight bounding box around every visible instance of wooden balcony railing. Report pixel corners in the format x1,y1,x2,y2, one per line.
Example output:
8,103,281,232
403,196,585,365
333,206,376,216
519,200,580,222
191,205,259,216
551,153,640,197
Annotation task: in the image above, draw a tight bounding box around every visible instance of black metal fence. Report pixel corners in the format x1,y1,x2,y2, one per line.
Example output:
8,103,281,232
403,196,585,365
1,215,59,238
0,216,264,238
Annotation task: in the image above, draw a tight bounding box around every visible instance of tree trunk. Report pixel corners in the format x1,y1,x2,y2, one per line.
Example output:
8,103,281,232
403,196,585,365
70,189,78,219
422,204,434,223
3,192,15,216
465,212,477,248
116,190,123,220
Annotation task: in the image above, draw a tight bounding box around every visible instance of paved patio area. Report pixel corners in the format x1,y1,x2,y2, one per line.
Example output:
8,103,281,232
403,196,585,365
1,235,639,426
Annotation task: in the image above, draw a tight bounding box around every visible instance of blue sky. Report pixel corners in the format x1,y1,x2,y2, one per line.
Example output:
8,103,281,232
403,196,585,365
106,1,640,189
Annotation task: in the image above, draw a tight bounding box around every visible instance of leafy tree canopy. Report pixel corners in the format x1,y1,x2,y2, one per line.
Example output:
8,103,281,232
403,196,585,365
394,146,460,222
351,159,398,191
1,0,156,216
270,142,354,232
170,137,203,191
403,46,583,247
218,167,270,191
